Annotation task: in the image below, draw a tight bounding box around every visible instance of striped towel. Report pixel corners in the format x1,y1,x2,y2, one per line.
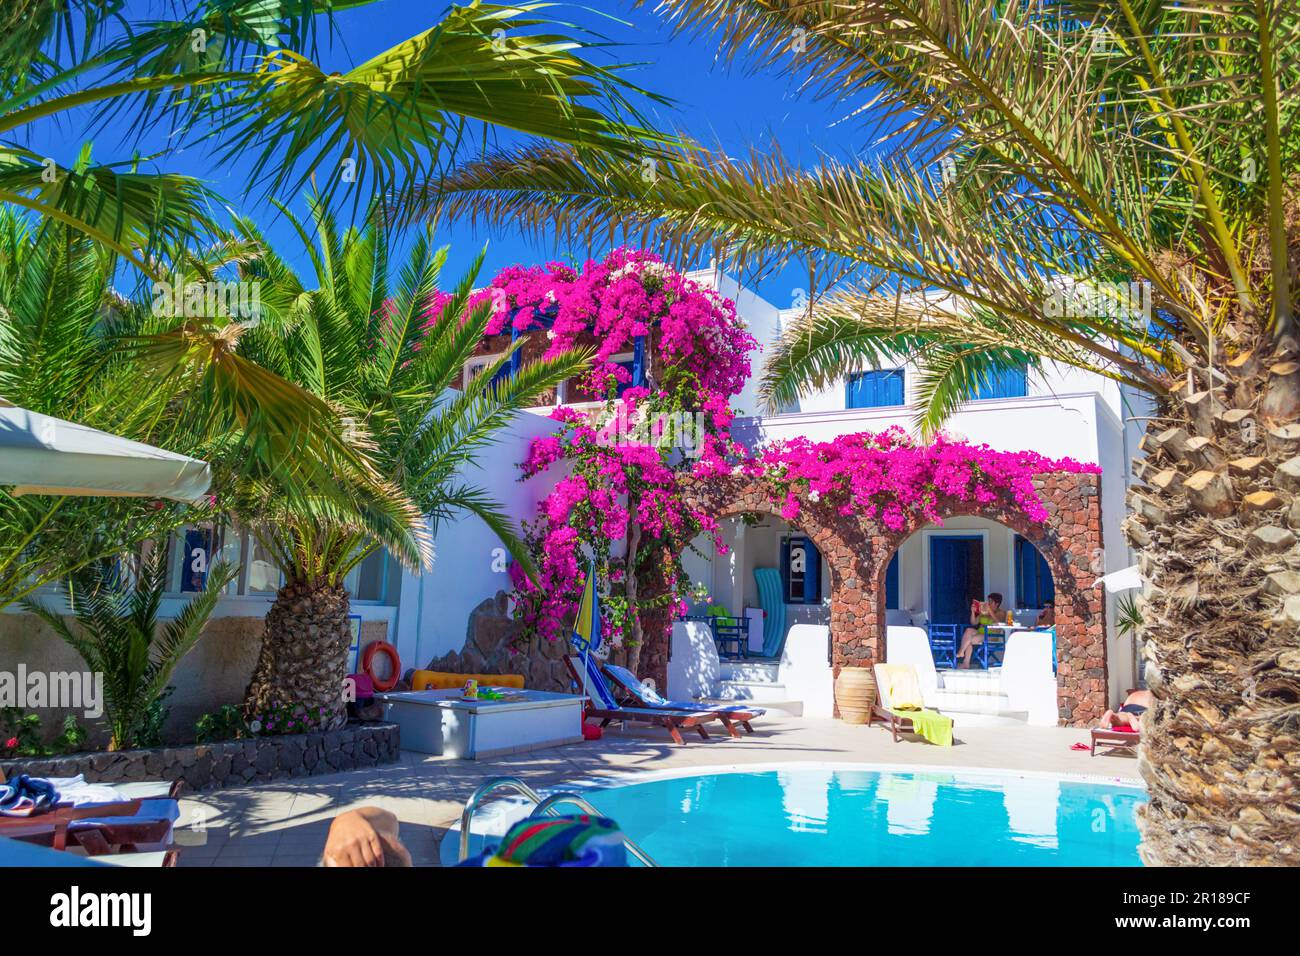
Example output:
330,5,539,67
460,815,627,867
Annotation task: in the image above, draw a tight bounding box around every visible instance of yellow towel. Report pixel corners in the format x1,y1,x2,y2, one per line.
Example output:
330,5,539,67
905,709,954,747
878,663,925,710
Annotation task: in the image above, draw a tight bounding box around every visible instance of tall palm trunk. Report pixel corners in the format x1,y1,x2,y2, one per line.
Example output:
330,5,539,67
243,580,351,731
1126,339,1300,865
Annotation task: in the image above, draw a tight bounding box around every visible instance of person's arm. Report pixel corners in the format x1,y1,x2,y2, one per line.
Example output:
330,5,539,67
322,807,411,867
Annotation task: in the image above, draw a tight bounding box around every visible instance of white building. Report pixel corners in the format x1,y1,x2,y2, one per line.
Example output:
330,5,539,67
393,272,1147,722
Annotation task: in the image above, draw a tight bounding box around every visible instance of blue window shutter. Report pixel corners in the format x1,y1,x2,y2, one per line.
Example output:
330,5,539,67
489,320,522,388
1014,535,1055,606
509,323,523,378
973,365,1028,400
803,538,821,604
885,552,899,610
846,369,904,409
781,536,822,605
780,537,792,601
632,335,646,387
1038,546,1055,604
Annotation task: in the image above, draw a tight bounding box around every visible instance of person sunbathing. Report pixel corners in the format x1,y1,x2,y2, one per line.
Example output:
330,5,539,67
1099,689,1152,730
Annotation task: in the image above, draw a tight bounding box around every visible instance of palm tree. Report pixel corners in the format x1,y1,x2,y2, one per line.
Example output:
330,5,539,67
421,1,1300,865
2,0,671,275
0,208,419,612
3,0,674,520
3,0,676,642
0,210,221,610
24,550,239,751
228,201,592,726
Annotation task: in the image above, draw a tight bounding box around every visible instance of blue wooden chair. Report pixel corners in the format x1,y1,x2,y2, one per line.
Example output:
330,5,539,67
927,624,960,669
709,615,749,660
979,626,1009,668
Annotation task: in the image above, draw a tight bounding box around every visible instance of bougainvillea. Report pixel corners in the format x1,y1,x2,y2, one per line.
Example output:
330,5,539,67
489,249,1099,658
744,428,1100,531
498,250,756,651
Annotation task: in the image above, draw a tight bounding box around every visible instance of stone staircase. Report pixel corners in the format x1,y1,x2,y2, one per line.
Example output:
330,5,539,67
712,660,804,716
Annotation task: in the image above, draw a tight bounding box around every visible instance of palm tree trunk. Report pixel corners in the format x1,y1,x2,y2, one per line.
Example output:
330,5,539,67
243,580,351,731
1127,343,1300,865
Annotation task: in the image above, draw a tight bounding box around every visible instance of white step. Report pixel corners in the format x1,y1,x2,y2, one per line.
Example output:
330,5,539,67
719,661,781,683
929,690,1014,715
716,678,789,701
937,670,1004,695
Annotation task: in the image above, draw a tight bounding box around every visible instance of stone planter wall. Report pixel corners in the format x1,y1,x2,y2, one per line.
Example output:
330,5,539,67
0,722,399,792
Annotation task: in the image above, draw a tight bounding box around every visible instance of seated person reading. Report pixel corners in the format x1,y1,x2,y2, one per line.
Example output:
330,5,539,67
956,592,1003,668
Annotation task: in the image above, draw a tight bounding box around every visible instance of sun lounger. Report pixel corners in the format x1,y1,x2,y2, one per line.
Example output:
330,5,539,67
0,774,182,856
869,663,954,746
599,661,765,734
67,796,180,853
0,800,144,850
563,656,726,745
1090,726,1140,755
1091,689,1144,755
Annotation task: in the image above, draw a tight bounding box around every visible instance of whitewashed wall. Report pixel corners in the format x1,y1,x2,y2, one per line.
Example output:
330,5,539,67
389,406,565,672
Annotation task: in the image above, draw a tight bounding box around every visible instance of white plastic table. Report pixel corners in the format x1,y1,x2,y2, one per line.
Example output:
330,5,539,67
374,688,585,759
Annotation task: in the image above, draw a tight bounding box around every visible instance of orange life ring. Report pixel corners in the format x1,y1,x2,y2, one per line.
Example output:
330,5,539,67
361,640,401,692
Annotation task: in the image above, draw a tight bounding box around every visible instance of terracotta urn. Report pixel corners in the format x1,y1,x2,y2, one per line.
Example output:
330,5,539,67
835,666,876,724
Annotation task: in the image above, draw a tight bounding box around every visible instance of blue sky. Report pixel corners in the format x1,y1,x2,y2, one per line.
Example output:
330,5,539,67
29,1,869,307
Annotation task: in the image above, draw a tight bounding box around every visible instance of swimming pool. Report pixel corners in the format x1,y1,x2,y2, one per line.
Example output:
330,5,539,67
452,765,1146,866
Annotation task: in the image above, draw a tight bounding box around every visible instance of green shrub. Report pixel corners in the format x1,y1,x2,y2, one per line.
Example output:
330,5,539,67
23,552,237,750
1,707,44,756
194,704,249,744
1,709,89,757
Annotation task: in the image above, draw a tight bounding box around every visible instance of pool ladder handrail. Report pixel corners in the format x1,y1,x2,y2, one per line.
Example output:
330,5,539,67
458,775,658,867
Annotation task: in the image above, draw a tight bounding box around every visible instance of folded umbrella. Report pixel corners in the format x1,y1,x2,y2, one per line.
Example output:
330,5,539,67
0,399,210,504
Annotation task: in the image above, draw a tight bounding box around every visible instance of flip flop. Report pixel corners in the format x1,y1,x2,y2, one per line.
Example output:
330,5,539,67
1069,742,1090,751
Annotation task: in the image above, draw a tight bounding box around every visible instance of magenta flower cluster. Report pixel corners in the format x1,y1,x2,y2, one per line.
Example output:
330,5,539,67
429,248,756,400
741,427,1100,531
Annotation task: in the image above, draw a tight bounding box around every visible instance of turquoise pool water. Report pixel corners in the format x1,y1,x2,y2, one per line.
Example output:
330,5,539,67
562,768,1145,866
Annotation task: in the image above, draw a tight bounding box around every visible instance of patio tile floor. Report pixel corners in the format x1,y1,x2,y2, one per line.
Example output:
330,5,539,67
174,717,1142,866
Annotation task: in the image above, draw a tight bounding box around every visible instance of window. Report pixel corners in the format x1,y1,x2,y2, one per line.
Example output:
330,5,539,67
972,365,1028,400
846,369,905,409
463,353,505,389
781,535,822,605
245,537,283,594
885,552,900,610
1014,535,1055,608
565,350,639,403
346,549,399,603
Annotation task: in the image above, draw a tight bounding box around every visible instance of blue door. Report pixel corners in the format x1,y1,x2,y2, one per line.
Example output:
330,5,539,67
929,536,984,626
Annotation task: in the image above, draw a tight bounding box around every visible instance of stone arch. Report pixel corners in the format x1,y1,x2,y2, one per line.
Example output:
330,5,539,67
675,475,882,678
866,473,1107,726
673,471,1106,727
